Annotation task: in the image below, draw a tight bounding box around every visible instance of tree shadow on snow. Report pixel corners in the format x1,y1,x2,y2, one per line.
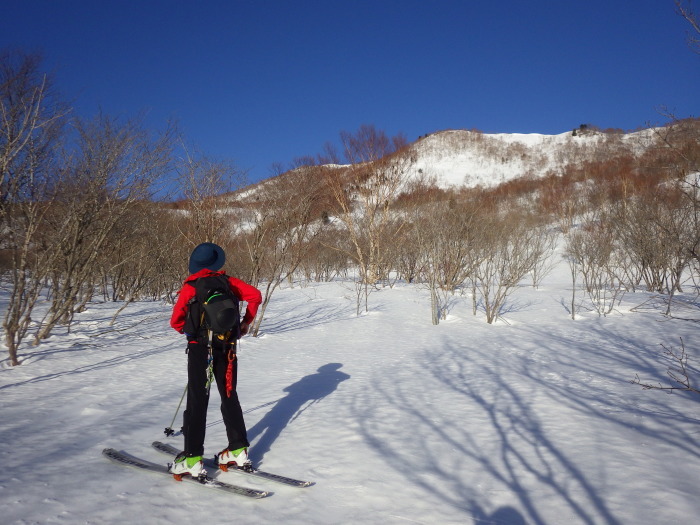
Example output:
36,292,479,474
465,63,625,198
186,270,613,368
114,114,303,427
0,341,173,390
258,303,355,335
353,323,699,524
1,308,168,369
472,295,536,321
247,362,350,465
515,323,700,454
352,345,622,524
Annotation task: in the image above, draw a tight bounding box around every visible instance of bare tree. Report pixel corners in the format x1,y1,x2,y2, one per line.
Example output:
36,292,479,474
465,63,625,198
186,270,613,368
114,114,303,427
473,211,551,324
155,208,192,303
629,5,700,399
392,221,423,284
564,218,627,317
298,226,350,282
676,0,700,54
411,195,482,324
610,184,697,317
246,166,325,336
0,51,68,365
323,125,416,312
34,114,174,343
175,146,244,247
98,202,182,324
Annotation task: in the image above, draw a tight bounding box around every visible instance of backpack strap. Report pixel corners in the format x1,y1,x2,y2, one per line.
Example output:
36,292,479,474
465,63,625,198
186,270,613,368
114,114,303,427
182,281,204,336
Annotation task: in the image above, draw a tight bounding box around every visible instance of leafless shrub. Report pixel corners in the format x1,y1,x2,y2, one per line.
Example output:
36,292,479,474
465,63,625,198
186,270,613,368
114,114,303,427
298,227,350,282
245,166,325,336
410,197,482,324
98,203,183,323
175,145,244,247
564,219,627,317
472,210,553,324
632,338,699,394
323,125,416,313
34,114,175,343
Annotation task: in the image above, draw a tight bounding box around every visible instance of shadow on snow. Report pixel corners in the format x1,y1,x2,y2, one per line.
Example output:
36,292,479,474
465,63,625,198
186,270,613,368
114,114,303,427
352,321,698,524
246,362,350,466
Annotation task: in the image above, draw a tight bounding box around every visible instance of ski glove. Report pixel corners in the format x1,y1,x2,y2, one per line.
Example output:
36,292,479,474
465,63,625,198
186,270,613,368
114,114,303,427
240,322,250,337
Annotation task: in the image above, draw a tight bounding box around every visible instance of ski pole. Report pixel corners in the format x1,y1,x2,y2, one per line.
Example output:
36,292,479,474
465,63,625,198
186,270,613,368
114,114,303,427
164,384,187,437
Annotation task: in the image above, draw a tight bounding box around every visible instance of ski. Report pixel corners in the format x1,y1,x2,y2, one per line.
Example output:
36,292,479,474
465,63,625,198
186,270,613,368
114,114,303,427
152,441,314,488
102,448,271,499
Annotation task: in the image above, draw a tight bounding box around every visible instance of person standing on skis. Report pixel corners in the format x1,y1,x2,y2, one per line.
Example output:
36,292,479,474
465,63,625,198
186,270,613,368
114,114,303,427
168,242,262,479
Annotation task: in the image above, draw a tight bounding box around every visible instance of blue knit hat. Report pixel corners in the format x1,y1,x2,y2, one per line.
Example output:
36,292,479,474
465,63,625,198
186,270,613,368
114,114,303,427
189,243,225,274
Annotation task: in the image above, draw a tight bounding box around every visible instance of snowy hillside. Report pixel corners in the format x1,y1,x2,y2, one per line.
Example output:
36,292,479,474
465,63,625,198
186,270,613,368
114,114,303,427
1,240,698,524
407,128,657,189
231,127,661,204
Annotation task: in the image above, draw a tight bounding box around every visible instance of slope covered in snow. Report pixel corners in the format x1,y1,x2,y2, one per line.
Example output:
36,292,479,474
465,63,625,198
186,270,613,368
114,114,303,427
407,128,657,189
229,126,661,206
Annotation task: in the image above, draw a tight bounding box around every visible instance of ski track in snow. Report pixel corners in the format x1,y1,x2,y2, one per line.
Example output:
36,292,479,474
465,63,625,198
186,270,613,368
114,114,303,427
1,246,699,524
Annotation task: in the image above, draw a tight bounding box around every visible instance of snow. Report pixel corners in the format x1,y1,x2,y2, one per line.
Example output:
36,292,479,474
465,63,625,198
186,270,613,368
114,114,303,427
1,243,699,524
406,129,655,190
231,128,660,204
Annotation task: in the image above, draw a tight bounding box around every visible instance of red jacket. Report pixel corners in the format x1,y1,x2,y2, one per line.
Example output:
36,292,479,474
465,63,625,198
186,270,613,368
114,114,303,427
170,269,262,333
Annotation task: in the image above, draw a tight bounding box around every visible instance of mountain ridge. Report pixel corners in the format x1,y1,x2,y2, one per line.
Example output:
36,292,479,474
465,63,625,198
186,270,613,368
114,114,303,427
405,127,658,189
224,120,697,205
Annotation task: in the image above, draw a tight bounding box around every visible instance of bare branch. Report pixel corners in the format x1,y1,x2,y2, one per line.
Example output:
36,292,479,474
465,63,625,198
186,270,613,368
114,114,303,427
676,0,700,54
631,338,699,394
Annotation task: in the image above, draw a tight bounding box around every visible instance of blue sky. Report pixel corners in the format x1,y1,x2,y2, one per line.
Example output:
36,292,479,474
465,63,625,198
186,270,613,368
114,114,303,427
2,1,699,184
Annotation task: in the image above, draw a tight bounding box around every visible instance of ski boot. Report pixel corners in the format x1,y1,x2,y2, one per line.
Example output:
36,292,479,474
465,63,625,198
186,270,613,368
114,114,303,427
217,447,252,472
169,452,206,481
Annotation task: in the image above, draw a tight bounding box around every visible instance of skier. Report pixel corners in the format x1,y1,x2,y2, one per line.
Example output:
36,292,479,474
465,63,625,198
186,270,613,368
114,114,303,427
168,242,262,479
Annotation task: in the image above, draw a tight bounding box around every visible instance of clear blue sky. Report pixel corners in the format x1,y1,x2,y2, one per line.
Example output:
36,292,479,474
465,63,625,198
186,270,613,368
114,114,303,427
2,0,699,184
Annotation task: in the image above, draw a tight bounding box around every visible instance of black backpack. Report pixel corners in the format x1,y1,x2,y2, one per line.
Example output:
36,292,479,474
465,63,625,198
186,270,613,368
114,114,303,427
183,274,241,339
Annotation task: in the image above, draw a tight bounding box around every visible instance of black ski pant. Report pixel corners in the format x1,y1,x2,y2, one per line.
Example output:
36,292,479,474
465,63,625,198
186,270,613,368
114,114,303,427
182,336,249,457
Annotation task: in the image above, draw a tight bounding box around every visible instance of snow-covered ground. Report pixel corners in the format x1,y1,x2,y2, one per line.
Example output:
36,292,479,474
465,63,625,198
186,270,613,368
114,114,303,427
232,128,659,205
1,243,699,524
408,129,656,189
